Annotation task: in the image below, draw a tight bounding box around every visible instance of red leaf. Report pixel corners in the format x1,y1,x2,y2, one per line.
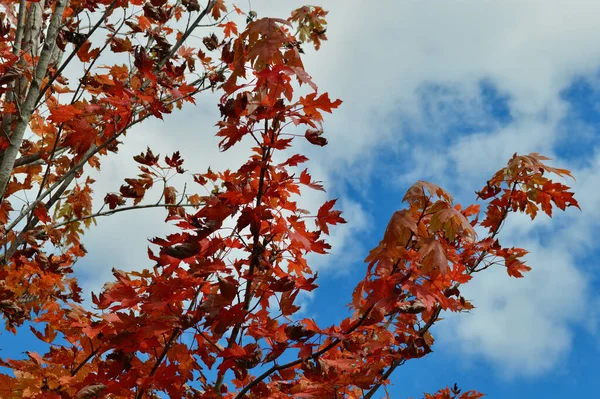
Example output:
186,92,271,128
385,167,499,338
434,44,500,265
218,277,238,302
48,104,82,123
299,169,324,191
33,204,51,224
104,193,125,210
133,147,159,166
316,199,346,235
211,0,227,19
281,154,309,167
304,129,327,146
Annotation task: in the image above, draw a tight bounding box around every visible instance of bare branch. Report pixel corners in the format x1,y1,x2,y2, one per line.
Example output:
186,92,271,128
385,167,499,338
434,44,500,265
51,202,202,229
14,147,68,168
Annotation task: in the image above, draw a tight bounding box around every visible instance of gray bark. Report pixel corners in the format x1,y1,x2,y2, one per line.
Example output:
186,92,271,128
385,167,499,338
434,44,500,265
0,0,65,202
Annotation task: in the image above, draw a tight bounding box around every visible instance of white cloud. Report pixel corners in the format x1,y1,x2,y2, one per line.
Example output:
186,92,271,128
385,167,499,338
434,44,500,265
439,241,588,377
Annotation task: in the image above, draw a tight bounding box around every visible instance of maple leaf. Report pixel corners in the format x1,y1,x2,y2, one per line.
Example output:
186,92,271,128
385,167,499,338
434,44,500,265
219,21,238,38
403,180,453,204
429,204,476,241
508,152,574,180
288,66,318,91
246,18,293,71
29,324,57,343
506,261,532,278
182,0,200,12
263,342,289,364
133,147,159,166
218,276,238,302
533,180,580,217
282,154,309,167
300,92,342,121
211,0,227,19
280,290,301,315
104,193,125,210
382,210,418,248
63,117,97,153
418,237,449,274
76,384,106,399
161,240,201,260
48,104,82,123
33,204,51,224
76,41,100,62
0,374,20,398
217,124,250,151
163,186,177,204
316,199,346,235
289,6,329,50
305,129,328,146
110,36,133,53
299,169,325,191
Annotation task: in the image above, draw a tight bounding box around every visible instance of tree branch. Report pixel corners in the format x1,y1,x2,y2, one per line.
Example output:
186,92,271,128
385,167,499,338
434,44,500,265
51,202,202,229
215,119,271,394
234,303,377,399
34,0,119,106
0,0,67,202
13,147,68,168
1,72,216,261
134,285,203,399
362,359,406,399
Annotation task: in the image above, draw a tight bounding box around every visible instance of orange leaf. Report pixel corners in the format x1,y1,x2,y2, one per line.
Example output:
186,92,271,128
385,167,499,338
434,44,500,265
211,0,227,19
33,204,51,224
299,169,324,191
316,199,346,235
382,210,417,247
219,21,238,37
418,237,448,274
48,104,82,123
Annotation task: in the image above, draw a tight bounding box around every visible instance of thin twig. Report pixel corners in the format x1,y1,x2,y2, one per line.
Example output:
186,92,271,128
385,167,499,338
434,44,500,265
51,202,203,229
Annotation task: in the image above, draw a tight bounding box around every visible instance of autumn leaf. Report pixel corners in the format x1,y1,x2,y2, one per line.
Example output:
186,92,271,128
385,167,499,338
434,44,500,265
219,21,238,38
104,193,125,210
305,129,328,146
300,92,342,121
33,204,51,224
48,104,82,123
218,276,238,302
217,124,250,151
162,240,201,259
316,199,346,235
211,0,227,19
110,36,133,53
0,374,20,399
164,186,177,204
403,180,453,205
429,204,476,241
382,210,418,248
282,154,309,167
76,384,106,399
246,18,292,71
299,169,324,191
418,237,448,274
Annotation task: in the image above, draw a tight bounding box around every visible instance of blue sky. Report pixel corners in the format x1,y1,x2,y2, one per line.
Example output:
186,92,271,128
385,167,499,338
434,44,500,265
4,1,600,398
